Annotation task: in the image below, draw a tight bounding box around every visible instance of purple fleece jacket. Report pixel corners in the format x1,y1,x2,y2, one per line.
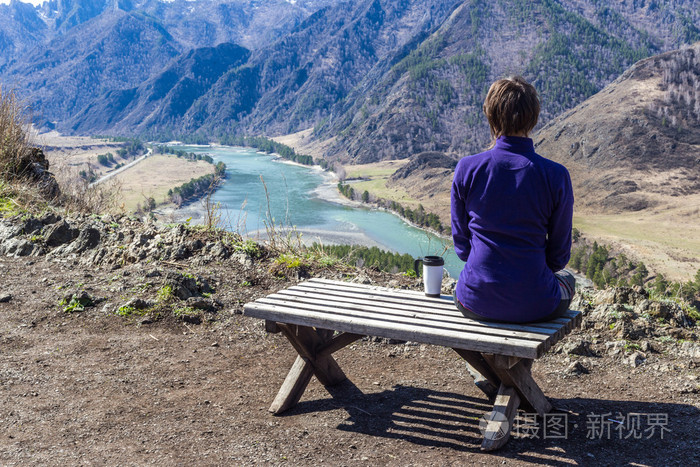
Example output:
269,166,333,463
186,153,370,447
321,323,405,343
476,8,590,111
451,136,574,322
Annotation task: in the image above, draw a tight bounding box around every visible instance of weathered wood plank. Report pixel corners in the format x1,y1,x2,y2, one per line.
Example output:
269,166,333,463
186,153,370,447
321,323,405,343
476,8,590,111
493,355,521,370
265,320,280,333
256,300,547,351
277,323,347,387
318,332,364,356
276,288,565,335
453,349,501,385
480,385,520,451
263,294,557,343
246,302,543,358
483,354,552,416
294,282,567,330
269,355,314,414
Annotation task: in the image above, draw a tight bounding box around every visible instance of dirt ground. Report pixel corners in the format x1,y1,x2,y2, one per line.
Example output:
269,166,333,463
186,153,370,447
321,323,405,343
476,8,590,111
1,253,698,466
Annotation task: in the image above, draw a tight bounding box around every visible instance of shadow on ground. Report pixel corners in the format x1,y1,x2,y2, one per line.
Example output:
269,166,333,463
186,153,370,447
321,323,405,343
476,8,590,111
280,380,700,465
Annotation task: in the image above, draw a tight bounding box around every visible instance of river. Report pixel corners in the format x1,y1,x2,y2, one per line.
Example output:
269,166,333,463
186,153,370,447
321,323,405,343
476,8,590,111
177,145,464,278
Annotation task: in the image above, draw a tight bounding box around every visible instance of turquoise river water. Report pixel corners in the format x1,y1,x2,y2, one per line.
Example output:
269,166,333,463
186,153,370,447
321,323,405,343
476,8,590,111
179,146,464,278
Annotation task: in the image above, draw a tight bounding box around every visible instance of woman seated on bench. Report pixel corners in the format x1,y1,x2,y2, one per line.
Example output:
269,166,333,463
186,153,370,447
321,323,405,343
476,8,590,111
451,76,575,324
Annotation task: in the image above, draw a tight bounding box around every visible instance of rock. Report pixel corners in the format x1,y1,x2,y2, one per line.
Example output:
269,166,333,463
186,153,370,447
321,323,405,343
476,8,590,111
20,218,43,235
639,340,655,353
185,297,221,312
647,301,674,320
605,341,626,357
561,338,593,356
145,270,162,278
634,299,650,313
624,351,646,367
43,220,76,247
71,227,101,253
124,298,153,310
353,274,372,285
564,360,589,375
165,270,213,300
231,252,252,268
0,293,12,303
62,290,95,312
209,242,230,260
679,342,700,359
39,212,61,225
441,277,457,295
1,238,37,256
615,319,652,340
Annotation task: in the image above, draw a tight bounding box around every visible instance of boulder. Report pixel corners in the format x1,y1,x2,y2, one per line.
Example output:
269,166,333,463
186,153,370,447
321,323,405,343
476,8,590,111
70,227,101,253
43,220,76,247
1,238,37,256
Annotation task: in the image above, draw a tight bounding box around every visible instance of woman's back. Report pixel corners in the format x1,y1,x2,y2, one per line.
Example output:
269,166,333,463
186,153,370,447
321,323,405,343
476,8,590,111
451,135,573,322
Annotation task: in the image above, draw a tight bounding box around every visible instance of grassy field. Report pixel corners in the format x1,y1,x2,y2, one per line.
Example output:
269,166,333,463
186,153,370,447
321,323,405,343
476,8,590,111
111,154,215,212
342,160,428,209
574,195,700,281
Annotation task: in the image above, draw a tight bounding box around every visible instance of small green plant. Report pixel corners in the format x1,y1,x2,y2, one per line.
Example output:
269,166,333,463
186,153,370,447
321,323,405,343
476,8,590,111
236,239,262,258
403,269,417,278
275,254,306,269
157,285,174,301
624,342,642,352
60,295,92,313
240,281,251,287
173,306,198,318
29,234,43,243
116,305,137,316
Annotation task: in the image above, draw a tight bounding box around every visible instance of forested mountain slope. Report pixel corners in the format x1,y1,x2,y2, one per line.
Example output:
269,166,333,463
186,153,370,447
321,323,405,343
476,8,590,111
535,42,700,213
2,0,699,168
320,0,700,163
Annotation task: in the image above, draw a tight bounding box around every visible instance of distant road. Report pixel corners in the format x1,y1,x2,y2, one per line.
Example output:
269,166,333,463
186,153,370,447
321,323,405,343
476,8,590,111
89,148,152,187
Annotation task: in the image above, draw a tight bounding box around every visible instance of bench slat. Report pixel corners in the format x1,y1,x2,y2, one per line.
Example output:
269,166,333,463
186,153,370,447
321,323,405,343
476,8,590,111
292,282,565,331
244,279,582,359
245,302,543,358
269,290,559,342
310,279,583,331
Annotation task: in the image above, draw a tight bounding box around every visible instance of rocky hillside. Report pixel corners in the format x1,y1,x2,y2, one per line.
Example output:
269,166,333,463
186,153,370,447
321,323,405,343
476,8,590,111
0,207,698,463
535,42,700,213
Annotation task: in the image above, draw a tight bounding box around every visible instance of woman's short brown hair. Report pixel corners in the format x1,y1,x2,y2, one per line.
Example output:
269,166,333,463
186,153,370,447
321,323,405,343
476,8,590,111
483,76,540,139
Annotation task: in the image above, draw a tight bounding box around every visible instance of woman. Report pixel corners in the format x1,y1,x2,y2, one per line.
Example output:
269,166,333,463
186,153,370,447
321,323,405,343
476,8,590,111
451,76,575,323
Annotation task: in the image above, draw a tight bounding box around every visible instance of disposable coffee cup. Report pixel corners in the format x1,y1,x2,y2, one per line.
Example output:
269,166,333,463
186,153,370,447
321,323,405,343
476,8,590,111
414,256,445,297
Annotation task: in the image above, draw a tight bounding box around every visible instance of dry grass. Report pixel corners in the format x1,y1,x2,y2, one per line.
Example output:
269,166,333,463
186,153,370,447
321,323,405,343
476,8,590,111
0,87,31,180
110,154,215,212
574,198,700,282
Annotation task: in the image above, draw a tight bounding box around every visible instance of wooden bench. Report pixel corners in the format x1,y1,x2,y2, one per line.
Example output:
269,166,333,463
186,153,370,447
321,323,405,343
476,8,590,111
243,278,581,450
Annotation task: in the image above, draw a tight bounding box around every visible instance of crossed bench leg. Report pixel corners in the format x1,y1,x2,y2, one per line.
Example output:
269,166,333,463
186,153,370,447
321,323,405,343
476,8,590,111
265,321,553,451
266,322,363,414
453,349,553,450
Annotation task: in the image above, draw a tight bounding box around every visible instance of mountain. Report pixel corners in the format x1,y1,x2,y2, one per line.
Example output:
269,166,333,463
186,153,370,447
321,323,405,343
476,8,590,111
535,41,700,213
2,11,182,122
0,0,48,67
2,0,700,165
320,0,700,163
64,0,458,136
66,42,250,134
0,0,339,122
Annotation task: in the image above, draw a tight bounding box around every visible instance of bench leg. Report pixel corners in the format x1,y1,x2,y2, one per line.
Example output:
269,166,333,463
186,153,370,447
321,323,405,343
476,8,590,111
480,385,520,451
269,323,363,414
269,355,314,414
482,355,552,416
452,348,501,400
